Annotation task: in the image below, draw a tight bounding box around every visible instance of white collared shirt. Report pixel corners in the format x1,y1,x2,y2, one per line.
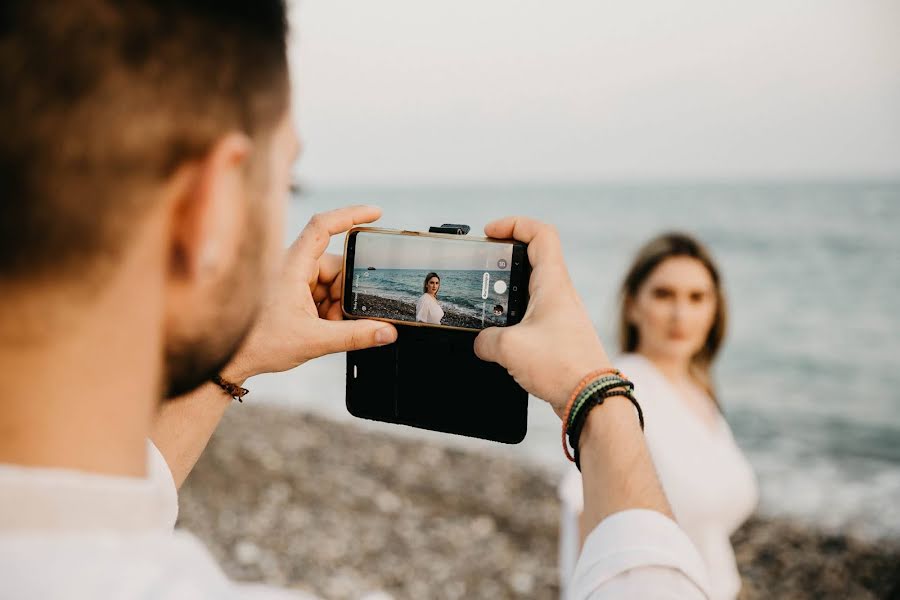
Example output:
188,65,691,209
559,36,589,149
0,441,709,599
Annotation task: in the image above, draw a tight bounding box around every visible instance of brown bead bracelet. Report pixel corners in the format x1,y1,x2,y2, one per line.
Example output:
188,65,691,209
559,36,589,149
212,375,249,402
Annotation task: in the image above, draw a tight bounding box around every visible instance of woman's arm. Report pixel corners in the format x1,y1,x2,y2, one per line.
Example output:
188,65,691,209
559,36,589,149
415,294,428,323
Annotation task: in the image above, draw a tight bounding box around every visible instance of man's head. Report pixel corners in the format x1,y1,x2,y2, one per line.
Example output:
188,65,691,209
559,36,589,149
0,0,298,398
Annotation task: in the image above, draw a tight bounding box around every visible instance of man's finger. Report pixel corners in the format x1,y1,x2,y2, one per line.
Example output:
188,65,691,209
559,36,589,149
288,205,382,264
312,283,329,304
484,215,563,271
329,273,344,304
324,299,343,321
485,216,568,293
317,253,343,285
314,319,398,355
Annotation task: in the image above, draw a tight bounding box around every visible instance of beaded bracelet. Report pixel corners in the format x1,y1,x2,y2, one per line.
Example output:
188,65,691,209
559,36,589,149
563,374,632,461
561,368,622,461
213,375,249,402
566,376,634,431
570,388,645,471
570,387,644,446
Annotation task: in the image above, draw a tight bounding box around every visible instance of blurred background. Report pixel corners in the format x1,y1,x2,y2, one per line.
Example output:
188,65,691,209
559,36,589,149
179,1,900,598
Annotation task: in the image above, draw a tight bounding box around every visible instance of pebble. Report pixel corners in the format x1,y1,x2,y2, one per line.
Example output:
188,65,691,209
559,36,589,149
178,405,900,600
234,540,261,566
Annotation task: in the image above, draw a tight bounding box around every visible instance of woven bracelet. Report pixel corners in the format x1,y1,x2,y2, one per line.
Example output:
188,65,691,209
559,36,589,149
570,389,613,470
563,374,634,462
571,388,645,471
561,368,622,461
566,376,634,431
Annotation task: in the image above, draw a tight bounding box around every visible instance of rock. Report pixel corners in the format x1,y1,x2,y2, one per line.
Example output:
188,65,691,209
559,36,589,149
177,405,900,600
235,540,262,566
353,293,486,330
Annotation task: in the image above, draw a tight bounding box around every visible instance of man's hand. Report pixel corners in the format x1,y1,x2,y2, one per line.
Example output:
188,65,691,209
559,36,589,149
153,205,397,488
475,216,675,539
224,205,398,382
474,217,611,418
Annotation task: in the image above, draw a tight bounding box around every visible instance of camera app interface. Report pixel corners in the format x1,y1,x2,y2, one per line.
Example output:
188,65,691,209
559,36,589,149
351,232,516,329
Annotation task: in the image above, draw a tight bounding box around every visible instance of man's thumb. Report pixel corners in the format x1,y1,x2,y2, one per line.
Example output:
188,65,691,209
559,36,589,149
474,326,507,365
316,319,398,355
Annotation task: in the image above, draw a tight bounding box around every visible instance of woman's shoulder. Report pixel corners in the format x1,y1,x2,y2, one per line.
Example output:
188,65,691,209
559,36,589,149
613,354,677,420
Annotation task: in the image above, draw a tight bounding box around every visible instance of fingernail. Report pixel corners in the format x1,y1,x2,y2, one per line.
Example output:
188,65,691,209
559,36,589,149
375,327,396,345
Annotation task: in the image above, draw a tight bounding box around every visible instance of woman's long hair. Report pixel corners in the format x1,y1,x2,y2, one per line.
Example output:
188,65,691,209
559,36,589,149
422,272,440,293
618,232,727,405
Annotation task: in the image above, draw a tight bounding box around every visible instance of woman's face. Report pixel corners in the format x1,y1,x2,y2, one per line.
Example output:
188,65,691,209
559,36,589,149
426,277,440,296
628,256,717,364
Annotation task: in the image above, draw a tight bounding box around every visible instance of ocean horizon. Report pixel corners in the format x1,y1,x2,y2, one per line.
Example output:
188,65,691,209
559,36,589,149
352,268,511,323
246,180,900,541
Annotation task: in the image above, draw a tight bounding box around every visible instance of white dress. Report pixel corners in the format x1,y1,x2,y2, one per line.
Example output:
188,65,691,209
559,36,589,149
559,353,758,600
415,293,444,324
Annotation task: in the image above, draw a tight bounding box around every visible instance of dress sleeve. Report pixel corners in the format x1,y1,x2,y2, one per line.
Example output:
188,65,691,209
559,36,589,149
568,509,710,600
415,295,428,322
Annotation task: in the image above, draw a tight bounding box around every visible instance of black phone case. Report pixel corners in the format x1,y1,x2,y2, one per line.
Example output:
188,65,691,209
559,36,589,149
346,325,528,444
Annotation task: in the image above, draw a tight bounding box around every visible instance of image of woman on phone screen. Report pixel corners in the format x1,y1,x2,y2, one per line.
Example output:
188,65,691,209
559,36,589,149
559,232,758,600
415,272,444,324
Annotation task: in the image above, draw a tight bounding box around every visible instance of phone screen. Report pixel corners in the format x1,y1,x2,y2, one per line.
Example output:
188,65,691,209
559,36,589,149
345,230,527,330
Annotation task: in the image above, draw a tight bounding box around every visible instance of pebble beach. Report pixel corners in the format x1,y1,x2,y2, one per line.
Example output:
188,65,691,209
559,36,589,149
177,404,900,600
354,293,486,330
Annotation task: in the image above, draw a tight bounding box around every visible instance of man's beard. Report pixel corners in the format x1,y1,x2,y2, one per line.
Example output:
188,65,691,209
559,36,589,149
162,314,254,399
162,215,265,400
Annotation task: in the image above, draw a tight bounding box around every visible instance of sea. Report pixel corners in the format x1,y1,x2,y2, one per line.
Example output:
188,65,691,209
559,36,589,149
248,181,900,541
352,268,511,326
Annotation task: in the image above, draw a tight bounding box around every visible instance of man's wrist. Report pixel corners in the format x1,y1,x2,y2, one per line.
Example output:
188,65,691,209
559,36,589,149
556,356,615,410
578,395,643,458
218,352,256,385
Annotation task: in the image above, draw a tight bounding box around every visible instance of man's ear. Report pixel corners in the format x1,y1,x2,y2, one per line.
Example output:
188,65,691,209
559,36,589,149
165,133,253,283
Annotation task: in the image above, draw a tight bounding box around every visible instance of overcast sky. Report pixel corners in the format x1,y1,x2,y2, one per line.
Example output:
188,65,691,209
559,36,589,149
289,1,900,185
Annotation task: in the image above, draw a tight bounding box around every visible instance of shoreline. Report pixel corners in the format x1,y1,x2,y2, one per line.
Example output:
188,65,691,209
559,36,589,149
353,292,491,329
178,404,900,599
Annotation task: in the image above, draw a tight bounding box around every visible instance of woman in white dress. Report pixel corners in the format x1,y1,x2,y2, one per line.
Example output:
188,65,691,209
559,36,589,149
559,233,758,600
415,272,444,324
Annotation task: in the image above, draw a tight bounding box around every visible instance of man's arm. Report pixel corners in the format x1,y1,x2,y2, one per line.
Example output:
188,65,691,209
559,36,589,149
151,379,237,489
474,217,709,598
151,206,398,488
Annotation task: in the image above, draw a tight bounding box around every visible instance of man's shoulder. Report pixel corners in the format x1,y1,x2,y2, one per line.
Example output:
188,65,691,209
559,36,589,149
0,530,314,599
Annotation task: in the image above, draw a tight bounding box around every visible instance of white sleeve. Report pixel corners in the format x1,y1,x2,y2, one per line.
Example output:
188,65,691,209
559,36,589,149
415,295,428,322
568,509,710,600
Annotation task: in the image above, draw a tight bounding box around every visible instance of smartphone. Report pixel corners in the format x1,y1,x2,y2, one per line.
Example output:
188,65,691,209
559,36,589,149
342,227,530,332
